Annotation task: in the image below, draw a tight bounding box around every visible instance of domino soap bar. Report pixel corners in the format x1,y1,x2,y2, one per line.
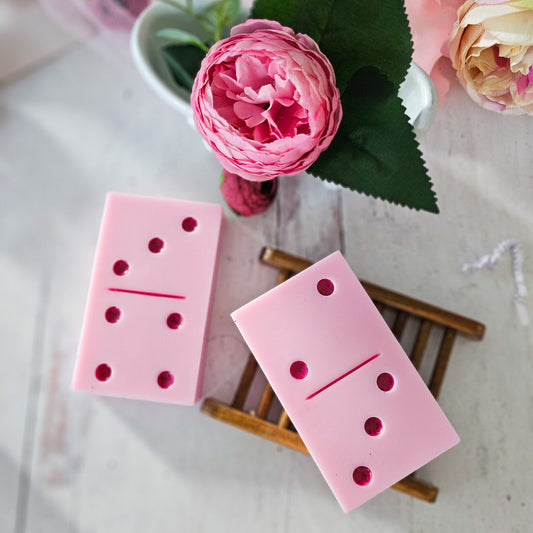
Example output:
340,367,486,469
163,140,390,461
232,252,460,511
73,192,223,404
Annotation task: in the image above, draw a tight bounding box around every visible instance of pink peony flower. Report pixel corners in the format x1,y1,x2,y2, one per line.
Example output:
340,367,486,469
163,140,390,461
191,19,342,182
449,0,533,114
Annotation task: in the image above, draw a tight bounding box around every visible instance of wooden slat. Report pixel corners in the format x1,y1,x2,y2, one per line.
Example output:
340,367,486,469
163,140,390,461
277,410,291,429
429,328,457,399
374,301,386,314
391,476,438,502
411,319,432,370
276,268,292,285
261,247,312,274
392,311,409,341
356,281,484,339
261,247,486,340
205,247,487,505
202,399,308,454
202,398,439,501
231,354,258,410
256,382,274,419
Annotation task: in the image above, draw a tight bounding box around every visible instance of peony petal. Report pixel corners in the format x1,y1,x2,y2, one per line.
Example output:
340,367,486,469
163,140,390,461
516,73,529,93
235,55,272,89
404,0,458,74
230,19,295,38
483,12,533,46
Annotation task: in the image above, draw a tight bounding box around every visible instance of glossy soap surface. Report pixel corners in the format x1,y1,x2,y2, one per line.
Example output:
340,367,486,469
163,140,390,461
72,192,223,404
232,251,460,511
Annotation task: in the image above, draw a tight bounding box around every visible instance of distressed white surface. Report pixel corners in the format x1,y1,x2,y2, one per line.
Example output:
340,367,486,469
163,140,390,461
0,36,532,533
0,0,75,85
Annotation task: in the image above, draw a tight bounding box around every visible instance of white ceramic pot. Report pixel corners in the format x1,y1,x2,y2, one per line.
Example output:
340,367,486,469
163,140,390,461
131,1,437,134
131,2,198,119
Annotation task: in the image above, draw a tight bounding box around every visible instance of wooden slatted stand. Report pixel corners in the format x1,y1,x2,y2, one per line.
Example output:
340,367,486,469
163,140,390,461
202,247,485,503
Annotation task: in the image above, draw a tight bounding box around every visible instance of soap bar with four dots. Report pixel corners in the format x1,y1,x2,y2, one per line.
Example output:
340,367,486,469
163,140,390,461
231,251,460,511
72,192,223,404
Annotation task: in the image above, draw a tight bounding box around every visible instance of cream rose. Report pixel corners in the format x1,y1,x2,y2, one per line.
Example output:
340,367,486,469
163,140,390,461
450,0,533,114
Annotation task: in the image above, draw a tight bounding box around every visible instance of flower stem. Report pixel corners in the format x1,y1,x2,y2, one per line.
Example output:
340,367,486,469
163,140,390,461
157,0,216,42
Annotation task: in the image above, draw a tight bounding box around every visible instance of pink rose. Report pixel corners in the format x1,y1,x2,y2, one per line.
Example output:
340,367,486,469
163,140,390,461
191,19,342,182
449,0,533,114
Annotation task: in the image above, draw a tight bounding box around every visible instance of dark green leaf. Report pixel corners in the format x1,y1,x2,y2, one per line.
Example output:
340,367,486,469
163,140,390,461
309,67,438,213
251,0,412,91
160,44,207,92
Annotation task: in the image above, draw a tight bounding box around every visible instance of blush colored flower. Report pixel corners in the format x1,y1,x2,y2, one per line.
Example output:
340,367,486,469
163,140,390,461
449,0,533,114
404,0,464,103
191,19,342,181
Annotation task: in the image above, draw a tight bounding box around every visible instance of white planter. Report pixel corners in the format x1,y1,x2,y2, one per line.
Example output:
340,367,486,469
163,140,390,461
131,1,437,134
131,2,197,119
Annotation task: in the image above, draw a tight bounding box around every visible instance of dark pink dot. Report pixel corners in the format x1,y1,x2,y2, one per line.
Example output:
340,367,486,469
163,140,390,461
377,372,395,392
158,371,174,389
95,363,112,382
148,237,164,253
182,217,197,232
364,417,383,436
113,260,129,276
353,466,372,486
166,313,182,329
317,278,334,296
105,306,121,323
290,361,308,379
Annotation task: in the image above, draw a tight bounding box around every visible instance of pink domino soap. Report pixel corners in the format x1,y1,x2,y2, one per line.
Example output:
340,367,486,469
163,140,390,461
73,192,223,404
231,251,460,511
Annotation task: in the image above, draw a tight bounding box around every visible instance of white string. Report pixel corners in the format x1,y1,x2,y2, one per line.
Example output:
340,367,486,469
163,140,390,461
462,239,529,326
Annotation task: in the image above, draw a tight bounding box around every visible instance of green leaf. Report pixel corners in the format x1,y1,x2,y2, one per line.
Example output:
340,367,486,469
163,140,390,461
201,0,241,40
157,28,210,52
216,0,240,28
309,67,438,213
251,0,412,91
160,44,207,92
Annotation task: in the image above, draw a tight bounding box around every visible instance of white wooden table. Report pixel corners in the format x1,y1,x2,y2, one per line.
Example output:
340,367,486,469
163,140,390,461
1,10,532,532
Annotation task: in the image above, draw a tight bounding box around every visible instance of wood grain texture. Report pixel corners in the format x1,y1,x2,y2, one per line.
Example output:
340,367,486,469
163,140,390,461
360,281,485,339
429,328,457,400
411,319,432,370
256,382,275,420
392,310,409,341
277,410,291,429
202,399,309,454
231,355,258,410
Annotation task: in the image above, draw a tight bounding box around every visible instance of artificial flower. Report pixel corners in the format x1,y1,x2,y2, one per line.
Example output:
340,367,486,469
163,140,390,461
191,19,342,181
404,0,464,103
449,0,533,114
